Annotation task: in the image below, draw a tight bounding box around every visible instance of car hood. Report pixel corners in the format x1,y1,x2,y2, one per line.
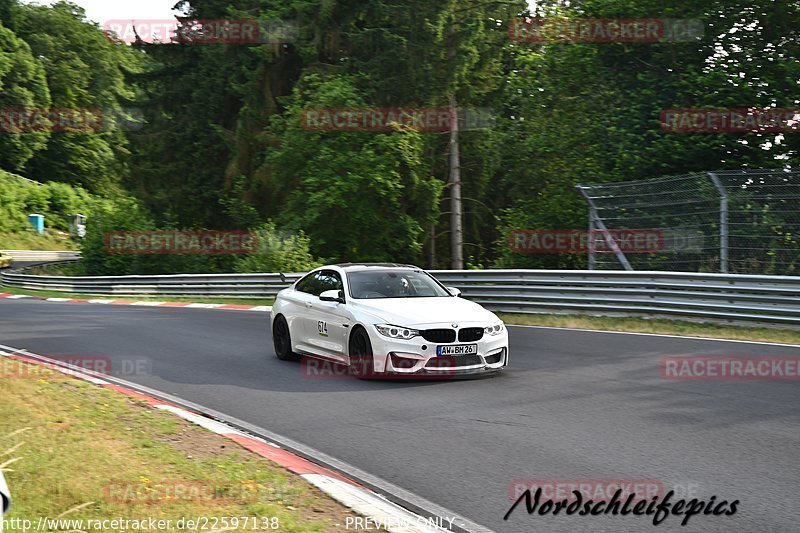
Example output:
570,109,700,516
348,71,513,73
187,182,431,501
350,297,498,327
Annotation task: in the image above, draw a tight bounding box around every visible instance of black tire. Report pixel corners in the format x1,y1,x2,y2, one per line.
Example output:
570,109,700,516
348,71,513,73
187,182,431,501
348,327,375,378
272,315,299,361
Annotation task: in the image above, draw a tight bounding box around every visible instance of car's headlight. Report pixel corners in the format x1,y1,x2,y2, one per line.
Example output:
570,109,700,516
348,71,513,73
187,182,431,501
375,324,420,340
484,322,504,336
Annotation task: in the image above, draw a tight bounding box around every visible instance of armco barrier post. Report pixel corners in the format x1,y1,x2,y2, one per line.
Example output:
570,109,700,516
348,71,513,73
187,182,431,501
577,185,633,271
708,172,729,273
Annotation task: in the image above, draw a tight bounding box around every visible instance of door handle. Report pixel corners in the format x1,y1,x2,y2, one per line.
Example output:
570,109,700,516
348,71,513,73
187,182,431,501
305,302,313,308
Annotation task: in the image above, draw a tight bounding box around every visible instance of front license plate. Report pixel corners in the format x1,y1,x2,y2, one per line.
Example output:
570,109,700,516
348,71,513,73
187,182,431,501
437,344,478,356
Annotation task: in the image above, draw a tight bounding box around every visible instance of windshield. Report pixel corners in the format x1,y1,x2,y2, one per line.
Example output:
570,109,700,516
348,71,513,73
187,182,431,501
346,270,450,299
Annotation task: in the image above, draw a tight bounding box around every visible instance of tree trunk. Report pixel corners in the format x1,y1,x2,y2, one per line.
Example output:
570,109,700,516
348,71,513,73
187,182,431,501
449,93,464,270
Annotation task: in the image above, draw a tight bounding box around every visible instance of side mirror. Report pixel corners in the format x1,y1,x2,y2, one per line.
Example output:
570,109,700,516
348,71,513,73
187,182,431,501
320,289,344,303
446,286,462,297
0,470,10,513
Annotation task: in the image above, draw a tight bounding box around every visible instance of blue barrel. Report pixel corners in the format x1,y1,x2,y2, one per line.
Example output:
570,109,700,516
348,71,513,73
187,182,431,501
28,214,45,234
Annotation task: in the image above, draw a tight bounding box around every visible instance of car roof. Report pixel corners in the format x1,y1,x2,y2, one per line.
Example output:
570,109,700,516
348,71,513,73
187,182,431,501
329,263,422,272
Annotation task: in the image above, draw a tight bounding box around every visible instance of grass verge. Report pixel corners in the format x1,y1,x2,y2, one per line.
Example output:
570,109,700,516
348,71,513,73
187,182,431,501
499,313,800,345
0,358,360,532
0,231,77,251
0,286,274,307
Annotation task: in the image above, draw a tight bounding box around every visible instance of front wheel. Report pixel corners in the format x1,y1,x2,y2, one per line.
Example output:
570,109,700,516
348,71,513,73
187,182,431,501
349,328,375,378
272,315,299,361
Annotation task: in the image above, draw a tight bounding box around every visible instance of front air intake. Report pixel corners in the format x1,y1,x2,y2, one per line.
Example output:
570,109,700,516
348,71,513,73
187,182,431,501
421,329,456,343
458,328,484,342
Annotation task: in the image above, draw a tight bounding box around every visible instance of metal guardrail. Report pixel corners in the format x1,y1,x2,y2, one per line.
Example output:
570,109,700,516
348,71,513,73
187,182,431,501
1,250,81,261
433,270,800,326
1,269,303,299
2,267,799,326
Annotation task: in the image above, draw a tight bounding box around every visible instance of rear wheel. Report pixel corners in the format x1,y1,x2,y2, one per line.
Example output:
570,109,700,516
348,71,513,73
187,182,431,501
349,327,375,378
272,315,299,361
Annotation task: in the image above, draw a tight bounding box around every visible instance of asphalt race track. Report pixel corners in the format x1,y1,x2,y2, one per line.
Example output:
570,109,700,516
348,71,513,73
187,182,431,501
8,261,47,270
1,298,799,532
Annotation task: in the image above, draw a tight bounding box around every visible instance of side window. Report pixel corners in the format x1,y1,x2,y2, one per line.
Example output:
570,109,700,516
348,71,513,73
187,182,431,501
294,270,343,297
295,272,324,295
317,270,344,294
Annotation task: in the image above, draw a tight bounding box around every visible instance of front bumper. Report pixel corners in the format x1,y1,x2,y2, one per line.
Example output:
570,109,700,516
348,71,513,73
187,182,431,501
368,325,509,377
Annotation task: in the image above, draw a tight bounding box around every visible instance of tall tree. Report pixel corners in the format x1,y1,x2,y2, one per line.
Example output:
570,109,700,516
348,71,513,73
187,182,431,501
0,18,50,172
493,0,800,268
13,0,143,194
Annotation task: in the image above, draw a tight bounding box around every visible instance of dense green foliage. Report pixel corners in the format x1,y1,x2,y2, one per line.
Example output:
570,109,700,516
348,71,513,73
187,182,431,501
234,222,320,273
0,0,797,273
0,18,49,171
0,169,112,233
1,0,143,194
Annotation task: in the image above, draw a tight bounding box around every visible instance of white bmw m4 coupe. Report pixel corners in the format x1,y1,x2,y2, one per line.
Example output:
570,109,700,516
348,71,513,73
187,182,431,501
270,263,509,378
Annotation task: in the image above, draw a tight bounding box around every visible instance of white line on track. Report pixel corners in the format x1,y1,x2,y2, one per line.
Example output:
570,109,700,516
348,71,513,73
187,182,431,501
507,324,800,347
